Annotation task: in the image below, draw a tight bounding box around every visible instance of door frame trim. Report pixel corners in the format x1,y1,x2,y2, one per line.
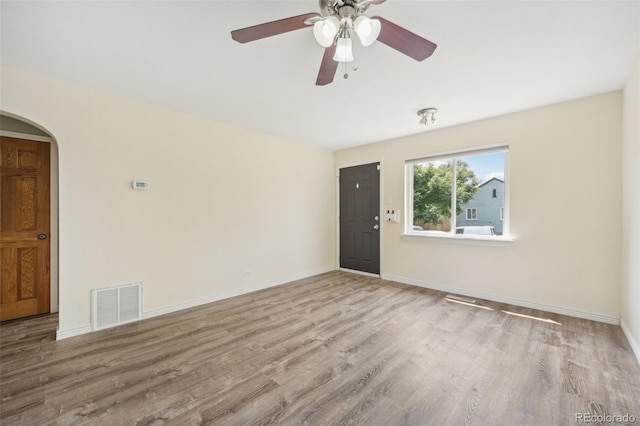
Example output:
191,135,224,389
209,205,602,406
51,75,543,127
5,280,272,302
0,130,54,143
336,159,384,277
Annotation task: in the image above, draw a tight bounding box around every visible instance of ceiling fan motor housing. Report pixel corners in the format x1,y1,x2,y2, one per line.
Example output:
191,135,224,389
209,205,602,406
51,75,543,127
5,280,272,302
320,0,371,18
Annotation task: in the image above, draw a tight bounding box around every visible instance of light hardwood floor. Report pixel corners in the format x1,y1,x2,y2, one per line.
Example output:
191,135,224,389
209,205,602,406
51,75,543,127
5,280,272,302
1,271,639,425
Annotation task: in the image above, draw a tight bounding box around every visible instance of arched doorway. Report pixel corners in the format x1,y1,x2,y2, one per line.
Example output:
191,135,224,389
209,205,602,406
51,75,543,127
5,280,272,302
0,113,59,320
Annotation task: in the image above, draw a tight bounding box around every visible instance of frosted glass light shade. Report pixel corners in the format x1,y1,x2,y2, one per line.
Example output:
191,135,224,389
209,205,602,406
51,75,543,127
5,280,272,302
313,17,340,47
354,16,381,47
333,37,354,62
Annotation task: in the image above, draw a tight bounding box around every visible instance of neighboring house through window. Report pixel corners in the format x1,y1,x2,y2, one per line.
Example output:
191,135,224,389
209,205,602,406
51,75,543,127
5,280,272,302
457,176,505,234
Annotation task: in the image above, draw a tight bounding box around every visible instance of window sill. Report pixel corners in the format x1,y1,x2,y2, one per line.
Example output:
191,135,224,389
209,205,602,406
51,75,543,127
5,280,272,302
401,232,514,247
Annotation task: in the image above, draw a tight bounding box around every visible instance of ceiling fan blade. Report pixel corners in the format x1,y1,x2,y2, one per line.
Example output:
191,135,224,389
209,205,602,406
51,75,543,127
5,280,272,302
371,16,437,61
316,45,338,86
231,13,321,43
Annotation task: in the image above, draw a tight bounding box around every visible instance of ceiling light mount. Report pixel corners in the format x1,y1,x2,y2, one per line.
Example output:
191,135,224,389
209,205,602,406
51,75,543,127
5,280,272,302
417,108,438,127
320,0,372,18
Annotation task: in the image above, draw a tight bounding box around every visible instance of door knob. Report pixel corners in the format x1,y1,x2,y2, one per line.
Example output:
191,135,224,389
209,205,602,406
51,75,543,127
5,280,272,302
37,234,47,240
373,224,379,230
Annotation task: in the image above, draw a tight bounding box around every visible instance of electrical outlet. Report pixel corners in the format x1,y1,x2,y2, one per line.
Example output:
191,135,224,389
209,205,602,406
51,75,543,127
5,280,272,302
243,269,252,277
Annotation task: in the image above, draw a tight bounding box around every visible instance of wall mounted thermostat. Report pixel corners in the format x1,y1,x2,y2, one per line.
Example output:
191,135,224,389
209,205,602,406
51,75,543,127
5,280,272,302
132,181,150,190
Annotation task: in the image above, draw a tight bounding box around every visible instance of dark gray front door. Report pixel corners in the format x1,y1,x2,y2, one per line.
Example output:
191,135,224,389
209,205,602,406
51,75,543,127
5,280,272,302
339,163,380,274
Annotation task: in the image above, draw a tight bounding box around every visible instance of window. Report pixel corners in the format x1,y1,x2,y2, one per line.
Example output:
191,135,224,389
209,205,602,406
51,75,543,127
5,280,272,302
406,146,508,237
466,208,477,220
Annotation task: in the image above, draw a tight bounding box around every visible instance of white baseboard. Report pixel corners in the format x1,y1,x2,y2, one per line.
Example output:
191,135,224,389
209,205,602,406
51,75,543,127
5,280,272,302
56,268,624,341
55,266,334,340
56,324,92,340
382,274,620,325
621,319,640,365
144,266,334,320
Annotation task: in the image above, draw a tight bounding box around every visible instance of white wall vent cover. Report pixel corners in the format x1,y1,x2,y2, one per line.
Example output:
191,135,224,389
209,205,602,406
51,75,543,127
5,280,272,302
91,282,142,331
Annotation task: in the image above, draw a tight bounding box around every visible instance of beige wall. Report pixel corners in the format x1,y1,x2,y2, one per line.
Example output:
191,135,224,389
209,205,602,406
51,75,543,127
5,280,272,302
622,52,640,357
1,63,630,337
1,66,336,335
336,92,622,320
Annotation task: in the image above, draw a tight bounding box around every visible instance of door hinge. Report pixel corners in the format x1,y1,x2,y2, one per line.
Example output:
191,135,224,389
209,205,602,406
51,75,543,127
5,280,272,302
377,164,380,171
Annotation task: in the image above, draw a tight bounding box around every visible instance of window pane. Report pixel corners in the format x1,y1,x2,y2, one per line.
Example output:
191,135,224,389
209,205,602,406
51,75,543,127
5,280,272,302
466,208,477,220
412,160,453,232
455,152,505,235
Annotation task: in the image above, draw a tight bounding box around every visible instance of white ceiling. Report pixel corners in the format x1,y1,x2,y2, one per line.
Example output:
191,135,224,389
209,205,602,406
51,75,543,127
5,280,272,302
1,1,639,150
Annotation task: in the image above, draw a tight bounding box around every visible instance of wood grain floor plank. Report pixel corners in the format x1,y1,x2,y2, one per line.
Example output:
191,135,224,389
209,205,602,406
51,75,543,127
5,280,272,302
1,271,639,425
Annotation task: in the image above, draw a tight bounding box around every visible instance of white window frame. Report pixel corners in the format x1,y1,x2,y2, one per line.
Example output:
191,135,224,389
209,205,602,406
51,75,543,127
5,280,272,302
404,145,510,242
466,208,477,221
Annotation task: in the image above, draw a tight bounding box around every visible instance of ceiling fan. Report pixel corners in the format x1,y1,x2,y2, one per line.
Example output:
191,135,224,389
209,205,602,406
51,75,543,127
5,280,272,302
231,0,437,86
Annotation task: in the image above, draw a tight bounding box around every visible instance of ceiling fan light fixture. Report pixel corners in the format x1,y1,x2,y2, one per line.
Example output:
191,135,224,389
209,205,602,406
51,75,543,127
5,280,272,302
353,16,381,47
313,16,340,47
333,37,354,62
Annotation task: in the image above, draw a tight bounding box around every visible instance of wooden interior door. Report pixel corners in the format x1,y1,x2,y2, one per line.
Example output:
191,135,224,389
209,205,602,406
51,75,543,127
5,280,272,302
1,136,50,321
339,163,380,274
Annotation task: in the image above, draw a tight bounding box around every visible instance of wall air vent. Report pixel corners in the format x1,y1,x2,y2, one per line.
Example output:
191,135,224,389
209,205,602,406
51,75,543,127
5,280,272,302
91,282,142,331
